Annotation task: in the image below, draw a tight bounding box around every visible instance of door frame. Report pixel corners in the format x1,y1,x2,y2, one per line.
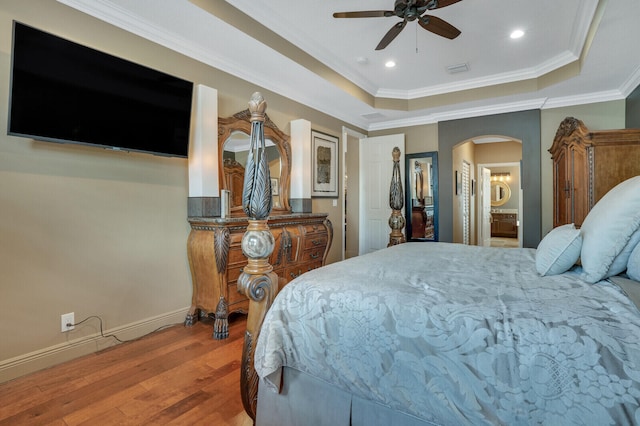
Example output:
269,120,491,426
341,126,366,261
477,161,522,247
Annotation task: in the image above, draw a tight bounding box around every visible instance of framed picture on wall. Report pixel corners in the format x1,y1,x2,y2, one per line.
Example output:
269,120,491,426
311,130,339,198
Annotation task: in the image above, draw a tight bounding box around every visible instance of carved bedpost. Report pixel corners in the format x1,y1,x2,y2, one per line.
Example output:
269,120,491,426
236,92,279,422
388,146,406,246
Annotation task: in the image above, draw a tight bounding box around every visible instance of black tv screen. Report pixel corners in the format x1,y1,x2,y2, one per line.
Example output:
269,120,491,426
8,22,193,158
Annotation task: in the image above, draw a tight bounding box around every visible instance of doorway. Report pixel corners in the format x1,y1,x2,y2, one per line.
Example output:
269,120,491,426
478,162,522,248
342,126,366,260
438,109,541,247
452,136,523,248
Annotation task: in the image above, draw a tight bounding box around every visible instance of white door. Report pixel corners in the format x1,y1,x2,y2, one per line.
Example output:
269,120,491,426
480,166,492,247
359,134,405,255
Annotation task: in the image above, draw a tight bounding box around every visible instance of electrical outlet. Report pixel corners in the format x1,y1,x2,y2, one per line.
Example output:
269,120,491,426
61,312,75,332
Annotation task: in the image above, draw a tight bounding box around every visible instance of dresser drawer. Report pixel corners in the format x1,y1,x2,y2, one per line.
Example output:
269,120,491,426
301,248,325,262
304,235,327,250
227,264,244,282
285,261,323,281
303,223,325,235
228,246,246,265
227,282,246,305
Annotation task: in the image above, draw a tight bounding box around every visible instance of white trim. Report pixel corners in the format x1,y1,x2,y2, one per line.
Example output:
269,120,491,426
0,307,189,384
341,127,367,260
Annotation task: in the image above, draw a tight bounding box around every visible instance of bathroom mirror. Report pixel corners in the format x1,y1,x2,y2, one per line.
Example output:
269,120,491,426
490,181,511,207
405,152,439,242
218,110,291,216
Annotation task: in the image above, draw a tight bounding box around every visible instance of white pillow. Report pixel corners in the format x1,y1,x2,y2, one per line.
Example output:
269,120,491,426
628,243,640,282
535,224,582,276
580,176,640,283
606,228,640,278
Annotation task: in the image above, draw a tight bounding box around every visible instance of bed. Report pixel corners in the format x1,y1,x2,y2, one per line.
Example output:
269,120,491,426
237,172,640,426
232,96,640,424
254,241,640,425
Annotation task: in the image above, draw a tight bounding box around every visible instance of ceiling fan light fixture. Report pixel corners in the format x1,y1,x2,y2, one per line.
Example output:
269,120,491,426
446,62,469,74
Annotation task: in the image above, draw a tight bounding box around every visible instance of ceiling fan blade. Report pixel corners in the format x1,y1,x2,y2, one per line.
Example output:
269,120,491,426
376,20,407,50
333,11,394,18
418,15,461,39
425,0,463,10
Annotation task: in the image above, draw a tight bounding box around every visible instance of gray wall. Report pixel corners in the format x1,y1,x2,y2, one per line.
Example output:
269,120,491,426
438,110,541,248
626,84,640,128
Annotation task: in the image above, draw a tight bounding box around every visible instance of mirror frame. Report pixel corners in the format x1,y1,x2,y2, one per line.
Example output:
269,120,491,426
490,180,511,207
405,151,439,242
218,110,292,216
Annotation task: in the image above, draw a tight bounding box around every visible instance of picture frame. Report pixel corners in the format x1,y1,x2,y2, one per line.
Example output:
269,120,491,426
311,130,339,198
270,178,279,196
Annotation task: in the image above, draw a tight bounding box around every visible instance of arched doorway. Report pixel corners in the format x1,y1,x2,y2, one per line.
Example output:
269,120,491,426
452,136,523,247
438,110,541,248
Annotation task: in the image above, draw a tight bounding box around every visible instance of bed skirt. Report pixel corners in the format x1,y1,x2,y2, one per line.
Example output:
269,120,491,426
256,367,436,426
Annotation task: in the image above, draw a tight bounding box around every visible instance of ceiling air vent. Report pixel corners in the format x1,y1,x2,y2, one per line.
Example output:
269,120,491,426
446,62,469,74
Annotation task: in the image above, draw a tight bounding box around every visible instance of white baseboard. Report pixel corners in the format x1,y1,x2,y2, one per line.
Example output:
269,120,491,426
0,307,190,384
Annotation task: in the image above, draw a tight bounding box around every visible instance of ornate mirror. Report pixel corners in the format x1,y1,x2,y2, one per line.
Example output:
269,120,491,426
218,110,291,216
490,181,511,207
405,152,439,242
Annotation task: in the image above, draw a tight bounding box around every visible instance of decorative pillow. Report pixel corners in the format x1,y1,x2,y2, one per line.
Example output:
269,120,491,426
580,176,640,283
606,228,640,278
628,243,640,282
535,224,582,276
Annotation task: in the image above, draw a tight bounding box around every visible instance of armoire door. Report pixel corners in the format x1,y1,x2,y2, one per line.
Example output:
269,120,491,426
570,145,590,227
553,147,570,227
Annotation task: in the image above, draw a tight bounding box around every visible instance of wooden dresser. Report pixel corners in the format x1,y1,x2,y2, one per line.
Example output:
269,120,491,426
550,117,640,227
185,214,332,336
491,212,517,238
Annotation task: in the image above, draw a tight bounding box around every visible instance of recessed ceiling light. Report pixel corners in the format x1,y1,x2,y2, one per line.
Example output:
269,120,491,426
356,56,369,65
510,29,525,39
385,60,396,68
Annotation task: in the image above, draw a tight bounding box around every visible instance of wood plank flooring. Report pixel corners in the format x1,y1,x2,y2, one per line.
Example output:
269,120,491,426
0,314,252,426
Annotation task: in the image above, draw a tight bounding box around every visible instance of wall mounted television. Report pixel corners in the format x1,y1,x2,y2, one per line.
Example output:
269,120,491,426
8,22,194,158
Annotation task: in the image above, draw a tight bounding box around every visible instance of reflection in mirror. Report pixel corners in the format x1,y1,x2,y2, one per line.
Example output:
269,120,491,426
405,152,439,242
490,181,511,206
223,131,282,208
218,110,291,216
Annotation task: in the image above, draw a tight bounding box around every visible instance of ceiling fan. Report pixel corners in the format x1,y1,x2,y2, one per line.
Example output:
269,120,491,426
333,0,462,50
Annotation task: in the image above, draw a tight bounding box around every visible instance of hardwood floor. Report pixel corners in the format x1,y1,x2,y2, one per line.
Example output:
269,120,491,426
0,314,252,426
489,237,519,248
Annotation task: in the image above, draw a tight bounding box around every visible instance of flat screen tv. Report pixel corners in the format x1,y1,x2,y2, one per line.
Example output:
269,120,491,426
8,22,193,158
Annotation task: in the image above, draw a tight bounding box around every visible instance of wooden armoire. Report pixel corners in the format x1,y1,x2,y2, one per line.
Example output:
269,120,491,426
549,117,640,228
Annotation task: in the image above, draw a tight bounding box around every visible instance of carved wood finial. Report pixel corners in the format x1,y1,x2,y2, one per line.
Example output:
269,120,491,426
392,146,401,162
248,92,266,123
554,117,584,140
549,117,591,158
